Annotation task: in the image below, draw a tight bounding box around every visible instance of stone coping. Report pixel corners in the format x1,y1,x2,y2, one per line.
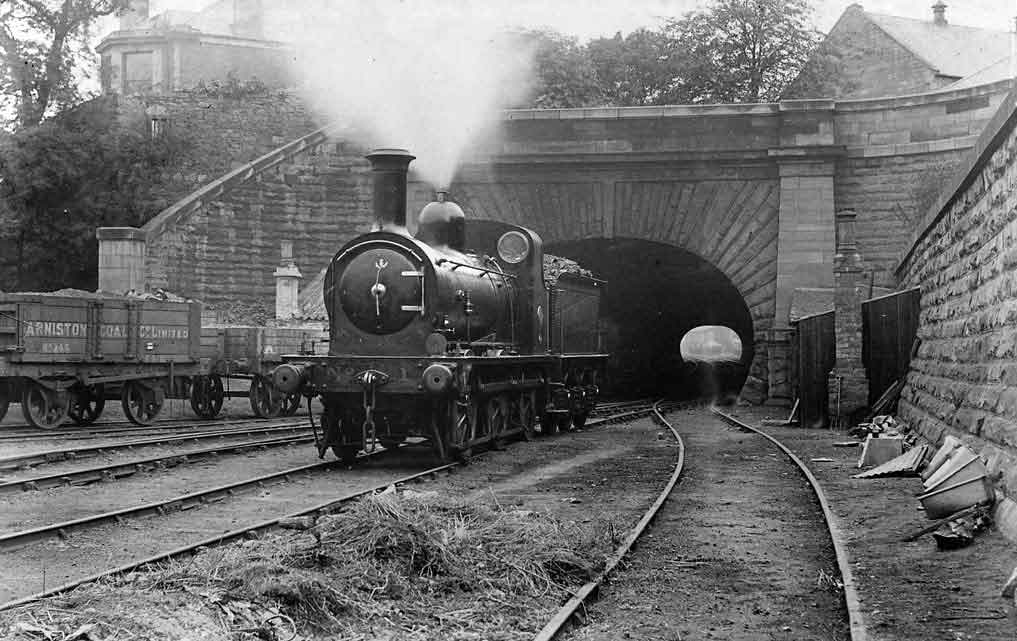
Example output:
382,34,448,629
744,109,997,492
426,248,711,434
502,80,1011,121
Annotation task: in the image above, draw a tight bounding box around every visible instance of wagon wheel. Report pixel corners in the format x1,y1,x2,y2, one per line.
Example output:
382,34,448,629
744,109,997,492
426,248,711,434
0,387,9,423
249,375,282,418
572,410,588,429
518,390,537,441
281,392,302,417
486,394,508,447
22,382,69,429
557,412,573,433
69,384,106,426
121,381,164,426
189,375,225,419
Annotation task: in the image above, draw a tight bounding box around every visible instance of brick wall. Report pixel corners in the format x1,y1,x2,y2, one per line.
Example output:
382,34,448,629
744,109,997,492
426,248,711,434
897,89,1017,516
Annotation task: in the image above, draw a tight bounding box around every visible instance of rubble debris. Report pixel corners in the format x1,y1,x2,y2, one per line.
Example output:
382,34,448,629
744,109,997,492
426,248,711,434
853,444,928,479
543,254,593,284
857,435,904,468
762,399,800,426
902,505,990,542
932,508,992,550
849,415,904,439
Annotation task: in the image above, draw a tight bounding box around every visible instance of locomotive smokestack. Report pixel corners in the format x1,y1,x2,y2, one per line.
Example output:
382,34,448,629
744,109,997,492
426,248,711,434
366,148,415,233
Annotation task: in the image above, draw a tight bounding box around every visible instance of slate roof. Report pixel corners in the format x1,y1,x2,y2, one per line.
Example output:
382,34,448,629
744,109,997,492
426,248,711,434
862,10,1011,80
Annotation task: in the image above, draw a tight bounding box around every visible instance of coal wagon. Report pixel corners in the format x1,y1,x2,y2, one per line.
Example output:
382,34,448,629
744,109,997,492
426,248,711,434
191,325,329,419
0,292,203,427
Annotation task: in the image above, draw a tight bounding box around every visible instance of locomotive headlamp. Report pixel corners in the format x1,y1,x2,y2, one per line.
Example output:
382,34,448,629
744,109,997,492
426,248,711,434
497,231,530,264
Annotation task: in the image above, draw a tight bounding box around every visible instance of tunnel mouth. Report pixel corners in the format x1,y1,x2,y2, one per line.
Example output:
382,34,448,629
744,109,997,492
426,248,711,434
546,238,753,401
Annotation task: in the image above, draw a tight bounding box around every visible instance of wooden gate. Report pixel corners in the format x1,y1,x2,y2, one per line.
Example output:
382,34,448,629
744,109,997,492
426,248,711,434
862,287,920,406
792,310,835,428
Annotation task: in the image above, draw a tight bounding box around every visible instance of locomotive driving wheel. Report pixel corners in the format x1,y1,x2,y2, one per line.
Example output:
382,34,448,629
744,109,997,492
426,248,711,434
485,394,508,448
68,384,106,426
189,375,225,419
516,390,537,440
249,375,282,418
447,396,477,460
121,381,164,426
21,382,69,429
281,392,302,417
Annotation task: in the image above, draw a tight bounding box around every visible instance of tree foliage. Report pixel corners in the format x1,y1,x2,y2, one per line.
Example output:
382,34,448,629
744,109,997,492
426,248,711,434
0,98,193,291
0,0,131,130
526,0,828,107
515,29,606,109
588,29,673,106
661,0,824,103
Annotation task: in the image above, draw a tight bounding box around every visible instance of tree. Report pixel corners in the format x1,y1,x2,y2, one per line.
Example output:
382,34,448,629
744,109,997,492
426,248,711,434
513,29,605,109
660,0,824,103
0,98,193,291
588,29,673,106
0,0,131,130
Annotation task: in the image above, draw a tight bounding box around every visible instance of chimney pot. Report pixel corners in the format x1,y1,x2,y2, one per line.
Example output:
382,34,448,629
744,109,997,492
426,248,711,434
932,1,947,25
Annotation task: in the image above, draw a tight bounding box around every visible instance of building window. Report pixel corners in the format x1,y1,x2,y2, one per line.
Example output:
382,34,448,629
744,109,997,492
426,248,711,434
150,116,168,139
123,51,154,94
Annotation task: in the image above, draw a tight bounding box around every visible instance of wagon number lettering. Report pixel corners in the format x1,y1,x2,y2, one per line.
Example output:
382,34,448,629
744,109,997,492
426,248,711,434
41,342,71,354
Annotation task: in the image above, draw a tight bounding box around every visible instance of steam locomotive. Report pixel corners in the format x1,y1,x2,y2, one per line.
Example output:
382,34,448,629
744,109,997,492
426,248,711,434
272,149,607,462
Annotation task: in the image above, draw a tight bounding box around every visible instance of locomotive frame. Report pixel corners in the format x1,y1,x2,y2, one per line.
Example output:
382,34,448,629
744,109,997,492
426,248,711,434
273,148,608,462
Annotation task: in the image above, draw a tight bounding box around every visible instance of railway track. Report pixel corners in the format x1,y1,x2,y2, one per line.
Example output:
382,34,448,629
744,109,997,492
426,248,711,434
0,414,307,442
530,404,859,641
0,420,309,471
0,403,663,611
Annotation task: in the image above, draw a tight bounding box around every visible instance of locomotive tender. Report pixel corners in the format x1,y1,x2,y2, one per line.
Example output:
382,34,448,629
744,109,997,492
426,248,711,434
272,149,608,462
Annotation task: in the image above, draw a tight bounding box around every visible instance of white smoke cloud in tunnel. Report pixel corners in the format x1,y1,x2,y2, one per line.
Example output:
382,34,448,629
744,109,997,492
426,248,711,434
680,325,743,363
266,1,536,189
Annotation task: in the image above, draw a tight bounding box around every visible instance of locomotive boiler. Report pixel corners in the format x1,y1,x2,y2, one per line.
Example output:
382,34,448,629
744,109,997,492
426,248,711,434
273,149,607,462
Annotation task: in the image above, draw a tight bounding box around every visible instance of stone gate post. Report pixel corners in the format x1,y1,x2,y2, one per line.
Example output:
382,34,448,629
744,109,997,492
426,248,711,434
828,210,869,426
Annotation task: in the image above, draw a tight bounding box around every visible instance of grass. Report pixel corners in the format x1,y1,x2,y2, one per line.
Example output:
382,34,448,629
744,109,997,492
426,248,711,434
1,489,620,641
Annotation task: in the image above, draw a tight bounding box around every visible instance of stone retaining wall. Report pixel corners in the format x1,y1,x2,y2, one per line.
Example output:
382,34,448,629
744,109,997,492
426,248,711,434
896,88,1017,524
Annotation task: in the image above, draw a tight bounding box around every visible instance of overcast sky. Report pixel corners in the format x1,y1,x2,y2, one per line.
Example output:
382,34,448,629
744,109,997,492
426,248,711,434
123,0,1016,39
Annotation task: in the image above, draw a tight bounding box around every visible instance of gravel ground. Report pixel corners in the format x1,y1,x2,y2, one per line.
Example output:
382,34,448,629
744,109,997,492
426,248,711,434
0,445,439,606
724,406,1017,641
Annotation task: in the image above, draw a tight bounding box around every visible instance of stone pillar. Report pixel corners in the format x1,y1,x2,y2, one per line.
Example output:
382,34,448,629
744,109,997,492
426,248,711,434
767,99,842,405
97,227,147,293
828,210,869,427
274,241,301,320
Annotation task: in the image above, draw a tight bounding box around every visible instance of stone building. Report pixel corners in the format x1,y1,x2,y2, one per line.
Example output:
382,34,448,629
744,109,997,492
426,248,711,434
96,0,290,95
791,2,1013,99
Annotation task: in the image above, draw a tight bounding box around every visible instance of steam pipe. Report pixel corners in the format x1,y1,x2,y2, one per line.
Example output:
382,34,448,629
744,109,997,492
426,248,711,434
365,148,415,232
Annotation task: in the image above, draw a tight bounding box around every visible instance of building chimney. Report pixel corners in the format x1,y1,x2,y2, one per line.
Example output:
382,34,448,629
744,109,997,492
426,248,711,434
932,1,947,25
274,240,302,320
119,0,150,30
365,148,415,234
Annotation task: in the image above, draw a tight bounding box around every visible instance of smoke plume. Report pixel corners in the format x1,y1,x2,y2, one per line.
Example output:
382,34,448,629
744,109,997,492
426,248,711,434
266,1,535,188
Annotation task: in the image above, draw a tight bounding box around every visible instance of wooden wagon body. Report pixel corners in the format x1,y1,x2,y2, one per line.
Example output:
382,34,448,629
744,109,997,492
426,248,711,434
0,293,203,427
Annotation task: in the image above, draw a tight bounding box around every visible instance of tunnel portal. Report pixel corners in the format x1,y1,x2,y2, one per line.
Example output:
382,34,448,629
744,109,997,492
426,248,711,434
547,238,754,401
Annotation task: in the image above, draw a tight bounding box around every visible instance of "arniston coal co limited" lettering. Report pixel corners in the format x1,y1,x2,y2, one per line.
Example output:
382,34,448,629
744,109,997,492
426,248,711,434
21,322,188,340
